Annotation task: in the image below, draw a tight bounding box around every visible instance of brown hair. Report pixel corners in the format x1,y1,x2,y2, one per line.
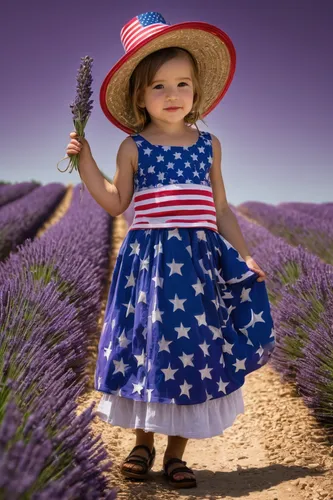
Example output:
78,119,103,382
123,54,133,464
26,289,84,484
128,47,208,133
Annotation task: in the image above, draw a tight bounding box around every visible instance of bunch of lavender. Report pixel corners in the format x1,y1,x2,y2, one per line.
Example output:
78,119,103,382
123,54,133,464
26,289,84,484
57,56,94,195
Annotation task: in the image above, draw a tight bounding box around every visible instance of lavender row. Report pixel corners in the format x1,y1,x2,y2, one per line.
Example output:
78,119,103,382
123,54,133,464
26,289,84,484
0,183,66,261
0,185,115,498
0,181,40,208
236,201,333,265
278,201,333,222
233,206,333,429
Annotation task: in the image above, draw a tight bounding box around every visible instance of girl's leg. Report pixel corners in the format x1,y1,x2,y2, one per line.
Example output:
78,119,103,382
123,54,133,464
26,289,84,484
122,429,155,473
163,435,194,480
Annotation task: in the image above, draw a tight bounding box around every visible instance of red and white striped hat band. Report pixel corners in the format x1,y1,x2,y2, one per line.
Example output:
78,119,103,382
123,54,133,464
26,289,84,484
100,12,236,133
128,183,218,233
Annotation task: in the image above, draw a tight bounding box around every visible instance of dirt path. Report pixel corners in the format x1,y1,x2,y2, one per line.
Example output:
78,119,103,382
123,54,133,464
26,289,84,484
74,214,333,500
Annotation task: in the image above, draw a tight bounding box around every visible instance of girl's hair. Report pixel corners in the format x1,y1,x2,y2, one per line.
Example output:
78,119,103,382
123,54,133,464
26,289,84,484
128,47,208,133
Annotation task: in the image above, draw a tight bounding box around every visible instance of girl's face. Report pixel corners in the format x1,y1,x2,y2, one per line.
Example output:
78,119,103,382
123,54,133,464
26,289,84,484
139,56,195,125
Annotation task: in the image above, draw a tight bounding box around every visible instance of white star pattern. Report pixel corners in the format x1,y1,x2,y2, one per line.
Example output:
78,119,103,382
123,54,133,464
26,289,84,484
95,130,275,406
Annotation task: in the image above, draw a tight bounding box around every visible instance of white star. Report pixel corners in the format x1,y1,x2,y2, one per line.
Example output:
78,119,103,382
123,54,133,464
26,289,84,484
156,154,164,162
167,259,184,276
152,307,164,323
240,287,252,303
129,240,140,256
174,151,182,160
233,358,247,372
161,363,179,381
243,309,265,329
154,241,163,257
215,246,222,256
192,278,205,296
177,168,184,177
196,230,207,242
169,294,187,312
132,381,144,394
113,358,129,376
211,297,220,310
217,377,229,394
125,271,136,288
158,335,172,353
137,290,147,303
256,345,264,358
122,300,135,317
143,147,153,156
179,380,192,398
103,341,112,361
134,349,145,366
174,322,191,339
167,161,175,169
118,329,130,348
195,312,207,326
199,340,210,356
168,228,182,240
157,171,166,181
199,364,213,380
193,169,200,178
208,325,223,340
191,152,198,161
222,339,234,355
199,259,212,280
178,352,194,367
186,245,192,257
152,272,164,288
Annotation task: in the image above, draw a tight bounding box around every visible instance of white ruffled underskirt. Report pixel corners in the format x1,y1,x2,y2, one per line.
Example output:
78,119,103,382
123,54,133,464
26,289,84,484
96,386,244,439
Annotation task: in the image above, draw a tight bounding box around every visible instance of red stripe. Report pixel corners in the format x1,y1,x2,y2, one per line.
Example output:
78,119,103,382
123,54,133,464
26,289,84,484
134,188,213,203
136,199,215,212
136,209,216,218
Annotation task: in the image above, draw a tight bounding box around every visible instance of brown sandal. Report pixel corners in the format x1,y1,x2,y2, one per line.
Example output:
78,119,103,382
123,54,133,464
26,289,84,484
163,457,197,488
121,444,156,480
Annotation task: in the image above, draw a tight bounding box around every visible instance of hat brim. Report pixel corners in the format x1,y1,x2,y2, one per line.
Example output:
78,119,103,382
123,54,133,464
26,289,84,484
100,21,236,133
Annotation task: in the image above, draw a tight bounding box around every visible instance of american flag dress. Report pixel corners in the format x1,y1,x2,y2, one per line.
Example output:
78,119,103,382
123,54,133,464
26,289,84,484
95,130,276,438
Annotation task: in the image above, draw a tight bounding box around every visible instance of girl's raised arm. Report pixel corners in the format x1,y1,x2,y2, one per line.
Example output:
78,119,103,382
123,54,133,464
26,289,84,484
74,134,136,217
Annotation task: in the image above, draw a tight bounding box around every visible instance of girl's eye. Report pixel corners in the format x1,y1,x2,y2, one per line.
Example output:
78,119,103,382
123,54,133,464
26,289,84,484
152,82,188,89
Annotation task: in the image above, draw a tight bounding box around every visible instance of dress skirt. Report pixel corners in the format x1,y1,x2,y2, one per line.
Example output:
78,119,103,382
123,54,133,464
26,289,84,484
96,386,245,439
94,227,275,439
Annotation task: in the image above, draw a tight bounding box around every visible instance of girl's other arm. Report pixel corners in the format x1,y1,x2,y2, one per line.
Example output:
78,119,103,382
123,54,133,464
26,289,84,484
210,134,252,260
70,133,136,217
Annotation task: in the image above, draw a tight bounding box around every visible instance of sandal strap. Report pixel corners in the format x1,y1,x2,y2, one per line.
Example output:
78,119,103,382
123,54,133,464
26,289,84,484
125,455,150,464
164,457,186,472
131,444,153,456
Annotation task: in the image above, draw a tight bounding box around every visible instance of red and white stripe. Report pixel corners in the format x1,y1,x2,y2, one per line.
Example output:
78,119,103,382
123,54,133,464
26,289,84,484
121,18,168,53
128,184,218,232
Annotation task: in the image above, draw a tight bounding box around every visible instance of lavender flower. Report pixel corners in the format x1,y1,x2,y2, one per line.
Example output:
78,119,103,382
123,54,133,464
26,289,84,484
57,56,94,185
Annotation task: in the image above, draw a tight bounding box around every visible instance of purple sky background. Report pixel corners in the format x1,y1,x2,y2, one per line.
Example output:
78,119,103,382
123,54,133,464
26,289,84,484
1,0,332,205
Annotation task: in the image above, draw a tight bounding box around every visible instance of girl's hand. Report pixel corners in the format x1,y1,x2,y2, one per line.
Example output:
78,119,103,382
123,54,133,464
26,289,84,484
245,256,266,282
66,131,91,157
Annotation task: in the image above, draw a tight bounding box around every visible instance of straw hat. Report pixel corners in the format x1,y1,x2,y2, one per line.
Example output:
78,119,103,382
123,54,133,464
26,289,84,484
100,11,236,134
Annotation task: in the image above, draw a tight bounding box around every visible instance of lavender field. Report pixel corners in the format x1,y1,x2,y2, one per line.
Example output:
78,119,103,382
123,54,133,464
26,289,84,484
1,183,332,498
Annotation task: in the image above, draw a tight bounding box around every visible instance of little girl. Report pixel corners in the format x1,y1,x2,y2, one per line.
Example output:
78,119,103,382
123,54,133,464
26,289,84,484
67,11,276,489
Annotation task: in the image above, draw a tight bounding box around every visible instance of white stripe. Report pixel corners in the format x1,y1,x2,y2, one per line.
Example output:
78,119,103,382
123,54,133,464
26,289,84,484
129,221,218,231
134,194,214,208
134,183,214,197
134,207,217,218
